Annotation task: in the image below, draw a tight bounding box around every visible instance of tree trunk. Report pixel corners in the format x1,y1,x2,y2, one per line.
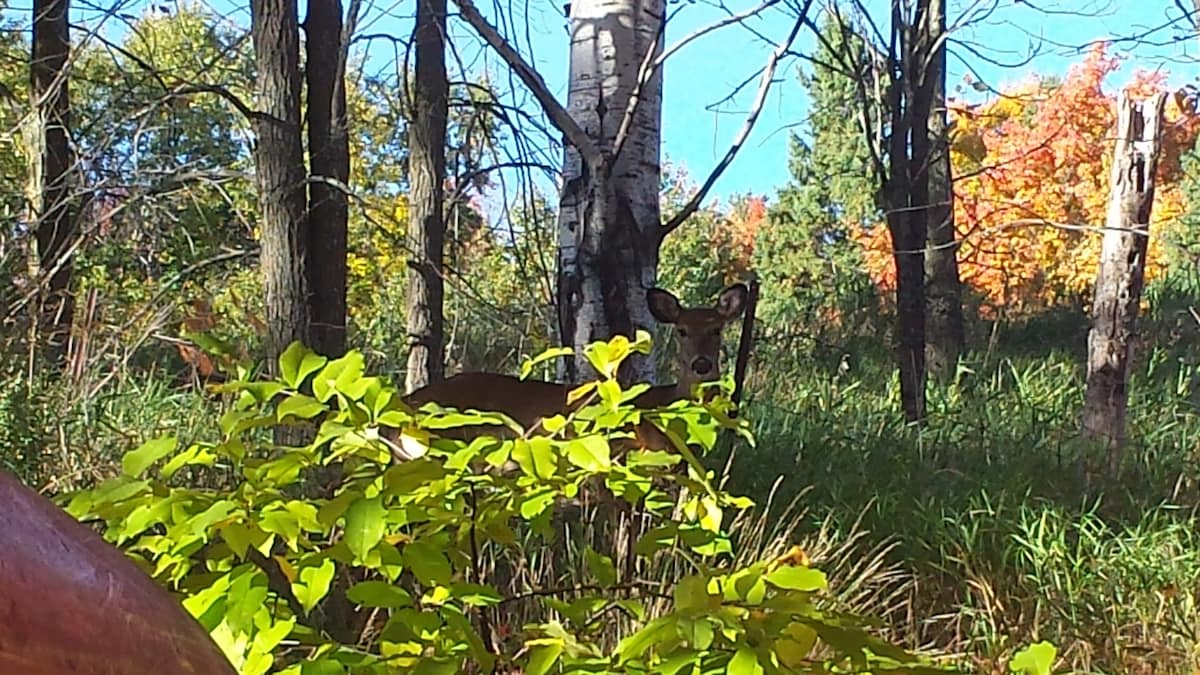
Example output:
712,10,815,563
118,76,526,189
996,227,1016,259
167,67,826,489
304,0,350,358
557,0,664,386
1081,91,1166,473
251,0,309,371
922,0,964,381
883,31,929,423
405,0,448,392
30,0,75,368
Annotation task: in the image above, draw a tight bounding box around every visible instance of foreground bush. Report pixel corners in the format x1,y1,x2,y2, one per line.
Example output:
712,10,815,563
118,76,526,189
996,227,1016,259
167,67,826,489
66,334,951,673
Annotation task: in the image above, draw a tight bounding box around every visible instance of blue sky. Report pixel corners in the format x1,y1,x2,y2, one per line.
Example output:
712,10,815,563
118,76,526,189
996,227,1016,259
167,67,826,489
23,0,1200,206
387,0,1200,205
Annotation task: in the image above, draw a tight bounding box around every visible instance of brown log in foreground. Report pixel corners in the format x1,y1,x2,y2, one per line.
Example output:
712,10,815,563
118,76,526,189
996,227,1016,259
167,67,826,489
0,470,236,675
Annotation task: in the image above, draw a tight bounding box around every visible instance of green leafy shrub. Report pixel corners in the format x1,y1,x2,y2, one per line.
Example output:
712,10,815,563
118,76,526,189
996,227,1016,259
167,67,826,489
66,334,948,674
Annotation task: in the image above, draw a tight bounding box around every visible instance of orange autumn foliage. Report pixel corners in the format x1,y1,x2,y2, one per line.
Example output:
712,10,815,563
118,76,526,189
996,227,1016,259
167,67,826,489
725,195,766,275
854,43,1200,315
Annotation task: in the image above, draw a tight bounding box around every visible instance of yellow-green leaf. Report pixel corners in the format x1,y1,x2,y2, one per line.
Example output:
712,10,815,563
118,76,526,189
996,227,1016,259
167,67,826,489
122,436,178,478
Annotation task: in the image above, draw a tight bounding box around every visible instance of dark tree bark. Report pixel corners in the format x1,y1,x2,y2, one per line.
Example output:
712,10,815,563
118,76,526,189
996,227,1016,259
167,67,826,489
886,101,927,423
405,0,448,392
841,0,939,422
251,0,309,370
882,0,935,423
923,0,965,382
1082,91,1166,474
30,0,75,367
304,0,350,358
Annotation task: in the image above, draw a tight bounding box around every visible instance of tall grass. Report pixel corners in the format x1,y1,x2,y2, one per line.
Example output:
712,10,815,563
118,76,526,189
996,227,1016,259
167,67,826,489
725,289,1200,673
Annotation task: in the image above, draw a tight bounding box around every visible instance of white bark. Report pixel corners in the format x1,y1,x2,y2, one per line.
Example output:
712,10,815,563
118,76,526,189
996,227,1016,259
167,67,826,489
1082,91,1166,472
557,0,665,385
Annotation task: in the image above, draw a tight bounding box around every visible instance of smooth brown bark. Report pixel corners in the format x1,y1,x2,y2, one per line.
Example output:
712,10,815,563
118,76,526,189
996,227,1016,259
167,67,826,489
405,0,448,392
304,0,350,358
1082,91,1166,473
31,0,75,367
251,0,309,371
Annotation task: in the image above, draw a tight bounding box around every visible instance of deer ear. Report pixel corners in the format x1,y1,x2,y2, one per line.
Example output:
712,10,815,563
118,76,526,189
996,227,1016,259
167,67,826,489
716,283,749,319
646,288,681,323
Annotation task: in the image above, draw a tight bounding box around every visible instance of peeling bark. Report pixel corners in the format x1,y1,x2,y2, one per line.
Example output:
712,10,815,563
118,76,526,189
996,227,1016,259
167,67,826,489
1082,91,1166,473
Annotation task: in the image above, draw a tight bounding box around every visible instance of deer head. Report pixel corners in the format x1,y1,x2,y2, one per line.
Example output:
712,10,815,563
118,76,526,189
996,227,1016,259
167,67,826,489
646,282,749,396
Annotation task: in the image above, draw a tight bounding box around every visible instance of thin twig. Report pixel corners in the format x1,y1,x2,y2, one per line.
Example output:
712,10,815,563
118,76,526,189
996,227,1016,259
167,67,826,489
451,0,604,172
661,3,811,236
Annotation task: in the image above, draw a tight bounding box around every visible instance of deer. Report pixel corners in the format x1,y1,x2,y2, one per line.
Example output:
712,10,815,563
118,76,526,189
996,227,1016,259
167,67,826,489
387,283,749,462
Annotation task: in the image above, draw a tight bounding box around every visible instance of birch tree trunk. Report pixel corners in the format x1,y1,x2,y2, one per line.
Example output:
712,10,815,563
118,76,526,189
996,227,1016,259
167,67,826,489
923,0,965,381
30,0,75,368
557,0,664,386
304,0,350,358
1082,91,1166,473
405,0,448,391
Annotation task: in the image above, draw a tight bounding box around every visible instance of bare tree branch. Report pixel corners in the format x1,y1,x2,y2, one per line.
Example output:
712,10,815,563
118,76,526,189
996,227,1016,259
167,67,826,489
612,0,781,163
450,0,604,172
662,2,811,236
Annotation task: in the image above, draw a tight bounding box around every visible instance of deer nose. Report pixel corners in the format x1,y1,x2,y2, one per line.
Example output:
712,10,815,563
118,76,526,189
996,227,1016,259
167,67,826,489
692,356,714,376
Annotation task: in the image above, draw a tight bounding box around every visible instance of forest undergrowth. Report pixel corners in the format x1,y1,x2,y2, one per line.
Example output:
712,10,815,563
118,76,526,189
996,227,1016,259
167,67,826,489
718,274,1200,674
2,273,1198,674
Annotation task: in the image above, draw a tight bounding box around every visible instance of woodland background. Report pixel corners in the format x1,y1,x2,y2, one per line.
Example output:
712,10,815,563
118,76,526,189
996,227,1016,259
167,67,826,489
4,0,1200,671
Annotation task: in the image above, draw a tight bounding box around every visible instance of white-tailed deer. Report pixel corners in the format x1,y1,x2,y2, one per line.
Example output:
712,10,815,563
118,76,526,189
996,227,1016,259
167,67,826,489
390,283,749,460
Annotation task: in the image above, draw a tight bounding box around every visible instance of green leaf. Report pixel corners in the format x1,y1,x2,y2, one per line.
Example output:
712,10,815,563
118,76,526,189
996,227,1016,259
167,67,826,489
519,346,574,379
1009,641,1058,675
511,438,558,479
343,495,387,562
293,558,336,613
673,574,710,610
585,547,617,588
566,435,611,472
301,659,346,675
403,541,452,586
160,443,216,480
726,646,763,675
279,341,319,388
188,499,238,536
519,488,557,521
318,489,360,528
764,566,827,592
683,618,714,650
122,436,178,478
346,580,412,608
277,394,327,422
450,583,503,606
524,643,563,675
260,509,302,547
412,659,460,675
616,616,675,664
220,522,265,558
